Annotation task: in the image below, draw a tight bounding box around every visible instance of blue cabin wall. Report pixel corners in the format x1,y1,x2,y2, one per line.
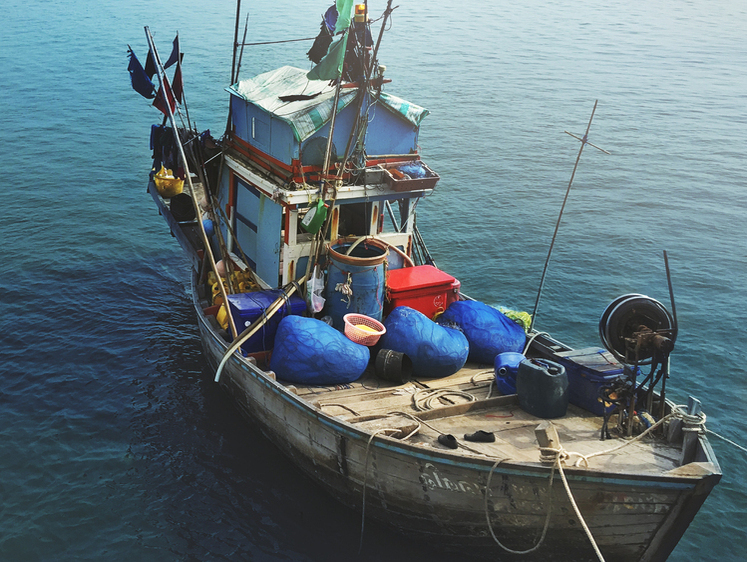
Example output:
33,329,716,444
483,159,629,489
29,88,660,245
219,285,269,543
231,92,419,165
304,101,418,158
215,166,283,288
364,103,418,155
231,97,296,165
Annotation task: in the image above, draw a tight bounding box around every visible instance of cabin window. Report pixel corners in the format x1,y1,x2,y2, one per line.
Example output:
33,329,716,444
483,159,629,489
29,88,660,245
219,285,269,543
338,203,371,237
250,115,270,151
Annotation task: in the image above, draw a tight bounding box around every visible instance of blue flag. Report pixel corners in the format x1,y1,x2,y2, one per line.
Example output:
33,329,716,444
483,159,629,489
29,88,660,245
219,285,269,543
127,47,155,99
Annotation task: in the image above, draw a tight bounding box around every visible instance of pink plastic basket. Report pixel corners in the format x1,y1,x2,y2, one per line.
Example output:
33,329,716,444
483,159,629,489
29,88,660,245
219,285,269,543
343,314,386,346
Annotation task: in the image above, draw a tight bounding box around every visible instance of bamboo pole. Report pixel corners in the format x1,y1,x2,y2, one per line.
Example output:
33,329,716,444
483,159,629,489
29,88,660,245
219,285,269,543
235,14,249,83
145,26,239,340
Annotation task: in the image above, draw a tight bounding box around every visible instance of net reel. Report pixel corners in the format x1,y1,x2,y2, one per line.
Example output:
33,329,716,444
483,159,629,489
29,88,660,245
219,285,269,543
598,294,678,438
599,293,677,366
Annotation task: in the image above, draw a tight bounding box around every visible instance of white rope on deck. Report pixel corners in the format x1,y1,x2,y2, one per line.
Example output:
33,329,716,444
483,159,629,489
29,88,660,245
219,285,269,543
411,388,477,411
484,459,555,555
354,385,725,559
538,445,606,562
579,404,706,465
527,404,710,562
358,424,420,554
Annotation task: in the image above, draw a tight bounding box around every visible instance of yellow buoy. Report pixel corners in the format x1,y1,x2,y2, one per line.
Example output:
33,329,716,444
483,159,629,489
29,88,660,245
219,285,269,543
216,304,229,330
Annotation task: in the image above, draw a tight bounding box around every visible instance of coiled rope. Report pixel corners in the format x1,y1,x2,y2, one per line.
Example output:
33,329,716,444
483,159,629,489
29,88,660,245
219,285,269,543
411,388,477,411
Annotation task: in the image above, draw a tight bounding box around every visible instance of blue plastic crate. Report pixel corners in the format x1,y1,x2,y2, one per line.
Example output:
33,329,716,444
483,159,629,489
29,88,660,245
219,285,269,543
227,290,306,353
553,348,631,416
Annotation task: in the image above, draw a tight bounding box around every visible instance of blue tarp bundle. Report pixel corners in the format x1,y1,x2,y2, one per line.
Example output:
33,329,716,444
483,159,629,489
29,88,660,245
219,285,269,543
379,306,469,378
270,316,369,385
439,301,526,364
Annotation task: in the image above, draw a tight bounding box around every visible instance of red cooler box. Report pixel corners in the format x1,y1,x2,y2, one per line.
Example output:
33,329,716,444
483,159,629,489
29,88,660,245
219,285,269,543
384,265,460,319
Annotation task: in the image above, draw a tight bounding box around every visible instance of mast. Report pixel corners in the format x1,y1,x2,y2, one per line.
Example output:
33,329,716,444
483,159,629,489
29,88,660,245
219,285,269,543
230,0,242,85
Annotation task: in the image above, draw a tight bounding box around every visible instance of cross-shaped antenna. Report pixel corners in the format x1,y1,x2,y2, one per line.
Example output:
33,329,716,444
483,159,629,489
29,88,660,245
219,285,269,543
564,99,610,155
530,100,609,332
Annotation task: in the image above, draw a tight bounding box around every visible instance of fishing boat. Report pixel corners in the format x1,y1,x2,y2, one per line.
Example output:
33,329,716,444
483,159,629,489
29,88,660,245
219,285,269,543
127,2,720,560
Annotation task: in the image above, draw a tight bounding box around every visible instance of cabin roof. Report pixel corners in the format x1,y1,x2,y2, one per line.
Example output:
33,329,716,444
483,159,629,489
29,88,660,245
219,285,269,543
226,66,430,142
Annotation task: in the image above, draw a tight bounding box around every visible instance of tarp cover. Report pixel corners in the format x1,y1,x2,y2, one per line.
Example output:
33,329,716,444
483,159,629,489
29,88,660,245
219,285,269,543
270,315,369,385
227,66,429,142
379,306,469,378
439,301,527,364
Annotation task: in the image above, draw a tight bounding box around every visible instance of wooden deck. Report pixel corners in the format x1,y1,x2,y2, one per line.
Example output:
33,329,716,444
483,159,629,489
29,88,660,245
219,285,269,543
290,361,683,475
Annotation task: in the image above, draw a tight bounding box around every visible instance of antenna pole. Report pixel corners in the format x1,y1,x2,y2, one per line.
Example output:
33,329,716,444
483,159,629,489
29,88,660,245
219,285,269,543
530,100,609,331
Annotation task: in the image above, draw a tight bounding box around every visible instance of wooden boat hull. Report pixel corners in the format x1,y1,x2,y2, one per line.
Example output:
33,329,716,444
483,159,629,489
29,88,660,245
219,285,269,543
192,279,720,562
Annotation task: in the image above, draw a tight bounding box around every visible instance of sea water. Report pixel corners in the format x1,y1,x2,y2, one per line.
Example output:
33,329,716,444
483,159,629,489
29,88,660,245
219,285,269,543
1,0,745,560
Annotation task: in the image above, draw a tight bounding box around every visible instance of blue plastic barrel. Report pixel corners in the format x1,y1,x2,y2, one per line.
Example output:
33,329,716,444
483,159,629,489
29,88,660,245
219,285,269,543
494,352,526,394
325,238,388,330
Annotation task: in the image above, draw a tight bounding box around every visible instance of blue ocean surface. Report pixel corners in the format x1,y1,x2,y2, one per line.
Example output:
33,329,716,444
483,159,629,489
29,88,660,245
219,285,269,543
1,0,745,560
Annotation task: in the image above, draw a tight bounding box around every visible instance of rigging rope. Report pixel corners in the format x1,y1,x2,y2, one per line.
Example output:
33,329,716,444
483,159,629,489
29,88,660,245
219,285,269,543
705,429,747,454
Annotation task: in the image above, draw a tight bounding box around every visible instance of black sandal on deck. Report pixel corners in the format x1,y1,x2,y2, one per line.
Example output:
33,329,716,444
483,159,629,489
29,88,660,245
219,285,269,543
464,430,495,443
437,434,458,449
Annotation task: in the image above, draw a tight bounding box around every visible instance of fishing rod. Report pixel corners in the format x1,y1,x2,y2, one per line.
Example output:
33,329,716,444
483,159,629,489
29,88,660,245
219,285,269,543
530,100,609,332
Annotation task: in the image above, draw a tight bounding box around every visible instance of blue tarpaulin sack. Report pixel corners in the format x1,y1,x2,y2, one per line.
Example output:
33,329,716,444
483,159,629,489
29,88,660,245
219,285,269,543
439,300,526,364
379,306,469,378
270,315,370,385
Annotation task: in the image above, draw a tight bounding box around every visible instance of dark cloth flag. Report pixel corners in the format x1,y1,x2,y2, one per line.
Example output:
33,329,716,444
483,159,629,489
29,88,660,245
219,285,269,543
153,75,177,115
164,35,180,69
306,35,346,81
172,63,184,104
307,20,333,64
127,47,155,99
144,49,157,79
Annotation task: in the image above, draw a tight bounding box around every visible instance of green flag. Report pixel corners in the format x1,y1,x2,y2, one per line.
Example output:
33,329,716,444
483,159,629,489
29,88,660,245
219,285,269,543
334,0,356,33
306,35,346,81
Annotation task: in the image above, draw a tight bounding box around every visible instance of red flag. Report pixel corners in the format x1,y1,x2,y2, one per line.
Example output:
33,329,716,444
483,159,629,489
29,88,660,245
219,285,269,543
172,63,184,104
164,35,180,69
153,76,177,115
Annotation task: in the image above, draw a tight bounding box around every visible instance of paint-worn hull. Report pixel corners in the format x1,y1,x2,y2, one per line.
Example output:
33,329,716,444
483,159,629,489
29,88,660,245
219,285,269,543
193,284,720,562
